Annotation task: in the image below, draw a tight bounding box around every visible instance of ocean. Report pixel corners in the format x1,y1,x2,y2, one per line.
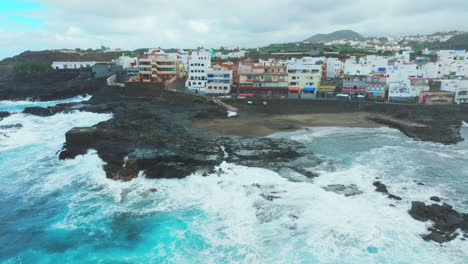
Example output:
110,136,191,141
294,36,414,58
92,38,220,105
0,97,467,264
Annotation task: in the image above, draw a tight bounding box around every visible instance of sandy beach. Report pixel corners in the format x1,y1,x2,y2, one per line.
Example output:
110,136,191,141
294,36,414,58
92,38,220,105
194,112,389,136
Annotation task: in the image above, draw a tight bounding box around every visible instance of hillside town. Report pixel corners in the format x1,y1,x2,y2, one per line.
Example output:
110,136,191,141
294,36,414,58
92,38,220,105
49,47,468,105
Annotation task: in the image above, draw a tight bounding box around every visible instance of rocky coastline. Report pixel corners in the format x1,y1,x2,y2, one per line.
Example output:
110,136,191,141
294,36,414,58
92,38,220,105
4,78,468,244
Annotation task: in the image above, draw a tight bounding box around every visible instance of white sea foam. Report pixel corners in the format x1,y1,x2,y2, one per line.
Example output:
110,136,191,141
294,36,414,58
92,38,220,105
145,162,467,263
0,94,91,112
52,157,468,263
2,104,467,263
463,121,468,127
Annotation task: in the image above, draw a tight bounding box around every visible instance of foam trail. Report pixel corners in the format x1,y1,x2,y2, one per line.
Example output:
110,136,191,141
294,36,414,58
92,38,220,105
1,107,468,263
0,94,91,112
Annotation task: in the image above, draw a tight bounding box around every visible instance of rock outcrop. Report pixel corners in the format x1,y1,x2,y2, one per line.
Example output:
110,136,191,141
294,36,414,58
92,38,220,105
373,181,402,200
58,90,321,181
0,111,10,120
0,71,104,101
409,201,468,243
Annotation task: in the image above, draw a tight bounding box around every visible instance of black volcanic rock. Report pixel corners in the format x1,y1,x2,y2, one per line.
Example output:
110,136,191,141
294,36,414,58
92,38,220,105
0,71,104,101
430,196,441,202
22,102,80,117
23,106,54,116
373,181,402,200
373,181,389,193
0,111,10,119
58,90,322,181
409,201,468,243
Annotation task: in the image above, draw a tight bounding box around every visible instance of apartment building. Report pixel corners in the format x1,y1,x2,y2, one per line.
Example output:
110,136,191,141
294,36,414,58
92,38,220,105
388,77,429,102
344,55,389,76
185,49,211,93
325,57,343,78
206,66,233,95
365,71,387,100
342,75,367,95
440,79,468,104
135,51,179,87
238,62,289,97
287,64,322,97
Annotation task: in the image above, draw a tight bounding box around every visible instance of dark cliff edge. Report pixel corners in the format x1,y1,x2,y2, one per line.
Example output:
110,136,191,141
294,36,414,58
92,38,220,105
54,89,323,182
0,71,105,101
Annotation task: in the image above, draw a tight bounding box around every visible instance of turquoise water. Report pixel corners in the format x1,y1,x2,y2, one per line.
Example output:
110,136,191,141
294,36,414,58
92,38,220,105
0,98,467,263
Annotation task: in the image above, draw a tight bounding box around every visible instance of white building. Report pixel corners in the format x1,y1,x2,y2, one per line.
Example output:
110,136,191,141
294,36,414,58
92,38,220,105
213,50,246,59
185,49,211,93
439,79,468,104
167,51,189,78
325,57,343,78
51,61,99,69
387,64,429,101
114,55,138,69
206,66,233,95
438,49,468,64
344,55,389,75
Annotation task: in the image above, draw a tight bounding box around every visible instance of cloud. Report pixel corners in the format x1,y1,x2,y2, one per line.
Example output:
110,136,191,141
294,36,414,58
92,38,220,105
1,0,468,59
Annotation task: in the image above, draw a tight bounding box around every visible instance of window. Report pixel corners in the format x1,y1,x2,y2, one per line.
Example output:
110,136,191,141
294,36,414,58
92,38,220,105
198,82,201,85
188,82,191,86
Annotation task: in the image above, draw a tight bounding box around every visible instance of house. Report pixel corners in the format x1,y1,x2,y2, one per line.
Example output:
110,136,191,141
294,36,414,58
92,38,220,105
185,49,211,93
419,91,455,104
52,61,99,70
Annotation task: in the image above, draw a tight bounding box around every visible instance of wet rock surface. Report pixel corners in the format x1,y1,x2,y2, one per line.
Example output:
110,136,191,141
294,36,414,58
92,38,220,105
22,102,81,117
409,201,468,243
322,184,363,197
373,181,402,200
0,111,10,120
57,90,322,181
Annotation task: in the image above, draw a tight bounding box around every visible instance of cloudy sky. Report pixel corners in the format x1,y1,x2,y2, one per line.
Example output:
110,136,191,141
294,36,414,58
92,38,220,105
1,0,468,59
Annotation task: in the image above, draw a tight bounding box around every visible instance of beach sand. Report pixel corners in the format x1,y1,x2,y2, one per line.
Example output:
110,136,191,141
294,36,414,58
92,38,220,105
194,112,390,137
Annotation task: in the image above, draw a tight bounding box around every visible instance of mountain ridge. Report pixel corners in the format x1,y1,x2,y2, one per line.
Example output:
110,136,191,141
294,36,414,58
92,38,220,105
303,30,365,43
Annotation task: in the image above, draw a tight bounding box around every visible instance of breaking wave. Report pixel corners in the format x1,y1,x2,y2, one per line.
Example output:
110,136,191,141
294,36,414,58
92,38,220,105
0,102,467,263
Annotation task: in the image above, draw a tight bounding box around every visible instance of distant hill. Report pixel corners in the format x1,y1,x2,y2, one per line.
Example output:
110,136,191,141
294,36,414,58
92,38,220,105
438,32,468,49
303,30,365,43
